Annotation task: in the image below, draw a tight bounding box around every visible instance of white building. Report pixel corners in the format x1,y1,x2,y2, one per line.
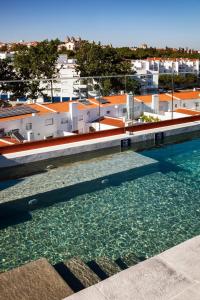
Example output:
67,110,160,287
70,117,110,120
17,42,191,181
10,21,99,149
132,58,200,93
1,91,200,144
58,36,82,51
132,58,200,75
37,55,82,102
135,90,200,118
0,94,143,142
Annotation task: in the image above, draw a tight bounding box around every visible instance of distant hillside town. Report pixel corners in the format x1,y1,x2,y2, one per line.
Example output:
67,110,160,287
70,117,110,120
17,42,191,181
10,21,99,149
1,36,200,100
1,36,200,55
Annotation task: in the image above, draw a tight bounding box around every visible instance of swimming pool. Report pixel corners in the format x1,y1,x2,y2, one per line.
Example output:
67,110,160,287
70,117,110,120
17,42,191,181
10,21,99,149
1,137,200,273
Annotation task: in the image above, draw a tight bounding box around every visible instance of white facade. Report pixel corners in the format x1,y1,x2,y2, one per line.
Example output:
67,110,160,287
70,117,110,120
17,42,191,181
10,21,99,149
132,58,200,92
1,91,200,142
140,94,200,116
132,58,200,75
40,55,81,100
0,96,144,140
58,36,82,51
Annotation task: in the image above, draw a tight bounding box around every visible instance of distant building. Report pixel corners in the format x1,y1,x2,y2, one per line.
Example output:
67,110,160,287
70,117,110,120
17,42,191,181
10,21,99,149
132,57,200,92
132,57,200,74
139,43,148,49
58,36,82,51
46,54,80,100
14,41,39,48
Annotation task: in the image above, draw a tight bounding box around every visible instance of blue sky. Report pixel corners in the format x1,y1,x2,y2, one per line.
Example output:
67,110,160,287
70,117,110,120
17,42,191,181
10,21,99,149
1,0,200,48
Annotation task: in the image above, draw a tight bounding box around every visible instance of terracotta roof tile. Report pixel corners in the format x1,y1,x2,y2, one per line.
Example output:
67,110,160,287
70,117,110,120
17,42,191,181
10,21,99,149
175,108,200,115
0,91,200,122
99,117,125,127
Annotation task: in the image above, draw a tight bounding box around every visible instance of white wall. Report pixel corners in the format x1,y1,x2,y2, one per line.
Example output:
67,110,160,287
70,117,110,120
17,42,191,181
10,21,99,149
132,59,200,75
0,112,71,141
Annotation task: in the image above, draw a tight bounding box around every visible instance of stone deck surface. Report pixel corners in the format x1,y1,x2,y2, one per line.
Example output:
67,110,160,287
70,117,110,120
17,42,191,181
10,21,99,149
64,235,200,300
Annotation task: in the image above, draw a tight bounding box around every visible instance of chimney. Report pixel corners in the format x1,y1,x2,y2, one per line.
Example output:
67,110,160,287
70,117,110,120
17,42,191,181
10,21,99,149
151,94,159,114
126,94,134,120
69,102,79,131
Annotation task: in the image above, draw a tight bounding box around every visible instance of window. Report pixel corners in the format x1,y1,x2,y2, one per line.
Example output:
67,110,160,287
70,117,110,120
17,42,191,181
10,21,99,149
45,118,54,126
61,118,68,124
26,123,32,130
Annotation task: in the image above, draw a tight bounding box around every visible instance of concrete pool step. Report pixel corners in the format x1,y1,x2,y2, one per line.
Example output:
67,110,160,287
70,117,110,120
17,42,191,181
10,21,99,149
62,254,145,288
88,257,122,279
0,258,73,300
121,252,146,267
115,252,146,270
63,258,101,289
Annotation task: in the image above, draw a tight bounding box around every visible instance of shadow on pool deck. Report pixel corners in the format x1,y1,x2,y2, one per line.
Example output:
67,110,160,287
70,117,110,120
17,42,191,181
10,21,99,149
0,159,185,229
0,178,25,192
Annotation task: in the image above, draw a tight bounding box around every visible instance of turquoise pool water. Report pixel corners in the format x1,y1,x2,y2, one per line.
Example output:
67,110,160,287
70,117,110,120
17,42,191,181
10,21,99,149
1,138,200,272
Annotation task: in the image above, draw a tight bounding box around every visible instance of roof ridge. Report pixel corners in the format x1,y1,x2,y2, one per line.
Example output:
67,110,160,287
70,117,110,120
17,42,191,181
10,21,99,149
36,103,57,113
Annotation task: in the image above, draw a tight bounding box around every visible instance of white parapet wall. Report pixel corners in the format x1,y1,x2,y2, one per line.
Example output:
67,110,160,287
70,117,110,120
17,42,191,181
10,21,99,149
143,112,167,121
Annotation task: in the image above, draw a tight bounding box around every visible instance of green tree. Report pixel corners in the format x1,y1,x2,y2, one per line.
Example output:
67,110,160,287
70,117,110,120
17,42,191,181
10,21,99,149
14,39,59,100
58,47,76,58
159,73,198,90
75,41,140,96
10,44,28,52
115,47,136,59
0,58,28,99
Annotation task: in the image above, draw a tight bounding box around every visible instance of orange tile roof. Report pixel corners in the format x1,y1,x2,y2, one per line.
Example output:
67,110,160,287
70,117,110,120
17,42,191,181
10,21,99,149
88,95,126,107
0,103,51,122
175,108,200,116
0,113,33,122
1,91,200,122
173,91,200,100
43,101,98,112
136,91,200,103
30,104,52,114
43,102,70,112
146,57,198,62
135,94,172,103
99,117,125,127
